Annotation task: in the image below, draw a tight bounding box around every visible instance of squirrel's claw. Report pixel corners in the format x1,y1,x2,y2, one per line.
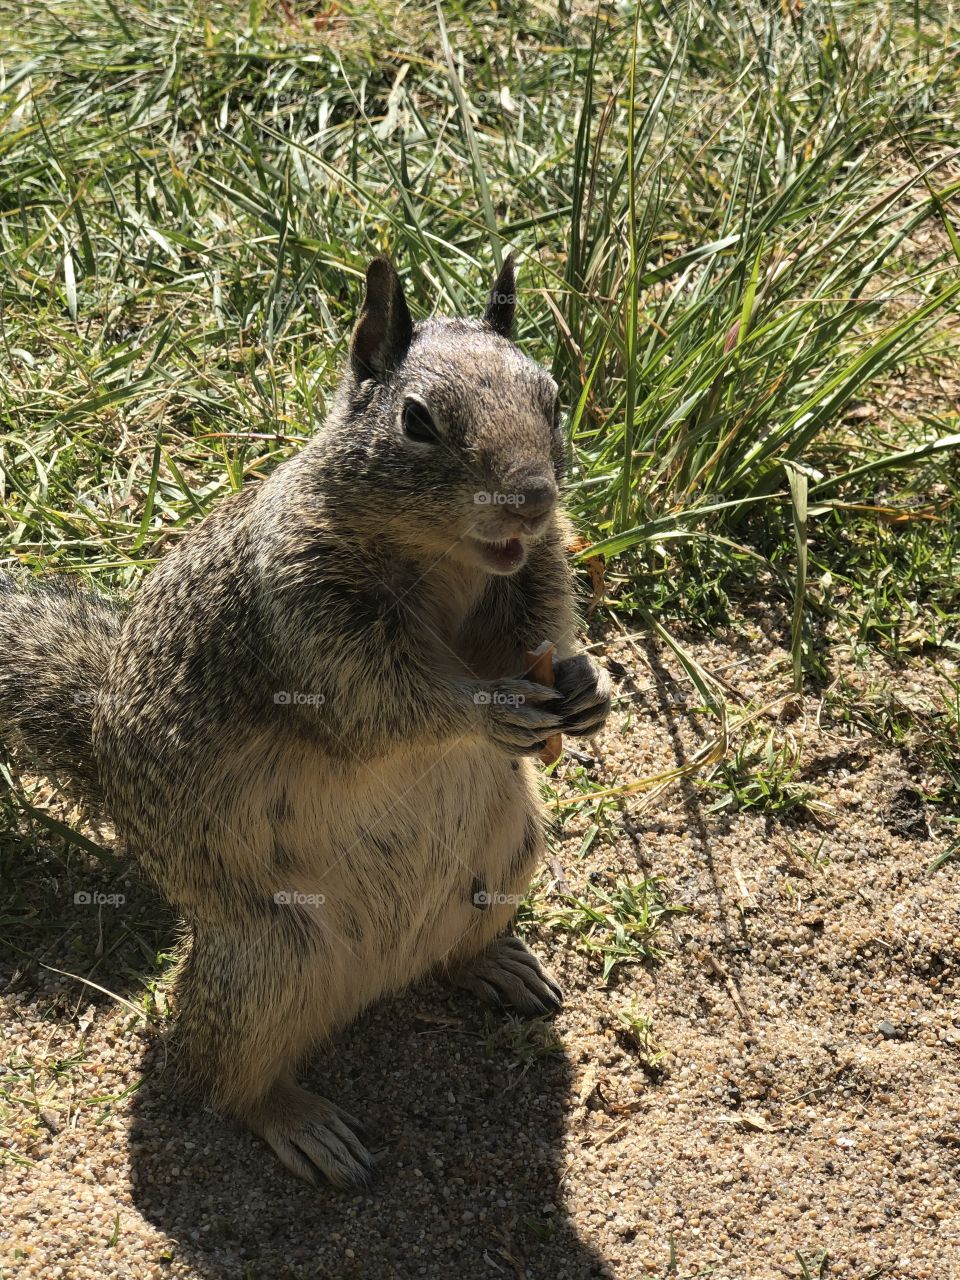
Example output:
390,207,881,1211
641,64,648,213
248,1081,375,1190
552,654,612,740
476,677,563,756
451,935,563,1017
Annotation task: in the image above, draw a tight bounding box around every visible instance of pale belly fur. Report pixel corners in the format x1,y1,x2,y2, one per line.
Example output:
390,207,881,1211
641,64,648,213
214,732,544,1028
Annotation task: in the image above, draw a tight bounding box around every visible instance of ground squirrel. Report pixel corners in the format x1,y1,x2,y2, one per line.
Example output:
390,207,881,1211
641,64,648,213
0,256,611,1187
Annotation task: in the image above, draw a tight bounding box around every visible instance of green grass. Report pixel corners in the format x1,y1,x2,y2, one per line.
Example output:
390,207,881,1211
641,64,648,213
534,877,688,981
1,0,958,577
706,722,822,820
615,1002,667,1078
822,667,960,867
482,1011,564,1064
795,1250,830,1280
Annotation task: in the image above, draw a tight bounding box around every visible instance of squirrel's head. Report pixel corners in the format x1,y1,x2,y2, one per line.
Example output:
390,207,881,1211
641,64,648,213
323,256,563,576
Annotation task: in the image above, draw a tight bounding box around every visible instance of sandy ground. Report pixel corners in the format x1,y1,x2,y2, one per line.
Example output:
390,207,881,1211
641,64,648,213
1,604,958,1280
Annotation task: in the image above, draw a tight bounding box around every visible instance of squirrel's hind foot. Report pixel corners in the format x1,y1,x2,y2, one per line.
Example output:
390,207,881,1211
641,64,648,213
452,935,563,1017
247,1080,376,1189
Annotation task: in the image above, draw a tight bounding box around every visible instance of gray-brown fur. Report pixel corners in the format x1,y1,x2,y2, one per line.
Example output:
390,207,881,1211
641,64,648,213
0,576,123,803
0,257,611,1188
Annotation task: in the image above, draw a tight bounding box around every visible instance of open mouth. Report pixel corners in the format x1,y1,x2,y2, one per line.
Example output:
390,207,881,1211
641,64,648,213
469,536,527,574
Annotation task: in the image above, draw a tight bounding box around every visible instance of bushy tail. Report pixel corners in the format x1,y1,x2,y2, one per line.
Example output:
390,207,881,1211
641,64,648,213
0,575,123,805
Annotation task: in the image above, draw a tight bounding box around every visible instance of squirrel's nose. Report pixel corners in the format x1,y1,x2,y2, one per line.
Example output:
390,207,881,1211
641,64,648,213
516,476,558,521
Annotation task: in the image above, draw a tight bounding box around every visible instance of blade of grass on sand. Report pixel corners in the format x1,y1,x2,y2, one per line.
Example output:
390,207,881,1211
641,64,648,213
784,461,809,693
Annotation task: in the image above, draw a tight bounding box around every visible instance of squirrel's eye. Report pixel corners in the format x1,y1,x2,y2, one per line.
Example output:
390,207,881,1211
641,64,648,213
401,398,439,444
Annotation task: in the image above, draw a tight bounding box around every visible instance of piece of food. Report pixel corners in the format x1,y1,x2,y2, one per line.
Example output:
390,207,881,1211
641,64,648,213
525,639,562,766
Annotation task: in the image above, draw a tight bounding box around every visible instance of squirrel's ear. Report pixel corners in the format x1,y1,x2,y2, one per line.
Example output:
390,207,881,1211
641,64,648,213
483,253,516,338
350,258,413,381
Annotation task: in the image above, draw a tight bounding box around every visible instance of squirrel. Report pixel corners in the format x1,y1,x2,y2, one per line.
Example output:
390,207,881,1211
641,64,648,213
0,255,612,1188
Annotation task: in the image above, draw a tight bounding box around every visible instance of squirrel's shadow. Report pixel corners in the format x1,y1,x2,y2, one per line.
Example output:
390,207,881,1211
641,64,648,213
130,977,611,1280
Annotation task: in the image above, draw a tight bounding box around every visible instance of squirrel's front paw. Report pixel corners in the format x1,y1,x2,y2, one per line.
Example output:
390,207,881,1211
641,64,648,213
553,654,612,738
475,677,562,756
